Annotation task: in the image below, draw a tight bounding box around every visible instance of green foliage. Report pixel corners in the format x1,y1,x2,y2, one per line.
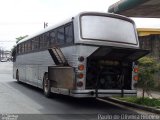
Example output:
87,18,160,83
16,35,28,43
117,97,160,108
137,56,160,98
11,35,28,58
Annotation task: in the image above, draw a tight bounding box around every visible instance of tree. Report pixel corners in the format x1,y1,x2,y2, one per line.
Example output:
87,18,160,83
16,35,28,43
137,56,160,99
11,35,28,60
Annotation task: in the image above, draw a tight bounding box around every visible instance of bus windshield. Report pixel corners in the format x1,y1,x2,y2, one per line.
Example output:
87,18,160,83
80,15,138,45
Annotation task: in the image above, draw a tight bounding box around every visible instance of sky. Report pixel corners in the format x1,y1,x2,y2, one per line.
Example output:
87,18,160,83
0,0,159,50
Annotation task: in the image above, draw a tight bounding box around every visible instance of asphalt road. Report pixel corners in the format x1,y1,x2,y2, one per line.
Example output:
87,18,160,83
0,62,158,120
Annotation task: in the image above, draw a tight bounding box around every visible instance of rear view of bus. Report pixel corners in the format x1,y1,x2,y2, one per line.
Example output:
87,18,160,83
13,12,148,98
67,12,149,97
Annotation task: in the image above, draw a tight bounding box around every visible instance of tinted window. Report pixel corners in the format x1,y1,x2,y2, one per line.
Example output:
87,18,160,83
21,43,25,53
57,27,65,44
40,33,50,49
12,47,16,62
39,34,44,49
17,45,20,54
44,32,50,47
27,40,32,52
65,23,73,44
25,40,32,52
19,44,22,54
32,37,39,50
50,30,57,46
24,42,28,52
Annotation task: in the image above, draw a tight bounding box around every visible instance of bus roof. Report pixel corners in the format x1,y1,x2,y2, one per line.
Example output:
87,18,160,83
17,18,73,45
17,12,134,45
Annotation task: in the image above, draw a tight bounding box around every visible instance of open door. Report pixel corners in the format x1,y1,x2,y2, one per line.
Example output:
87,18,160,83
86,46,149,95
89,47,149,62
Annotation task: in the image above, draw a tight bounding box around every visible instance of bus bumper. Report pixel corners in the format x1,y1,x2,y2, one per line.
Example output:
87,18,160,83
70,89,137,98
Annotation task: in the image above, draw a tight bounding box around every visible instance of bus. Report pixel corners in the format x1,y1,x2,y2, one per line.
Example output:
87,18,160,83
13,12,149,98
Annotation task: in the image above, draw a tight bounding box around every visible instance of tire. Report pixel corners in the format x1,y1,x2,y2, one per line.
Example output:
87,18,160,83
16,70,20,83
43,73,51,98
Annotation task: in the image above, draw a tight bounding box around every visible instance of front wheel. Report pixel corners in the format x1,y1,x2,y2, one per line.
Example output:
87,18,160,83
43,73,51,98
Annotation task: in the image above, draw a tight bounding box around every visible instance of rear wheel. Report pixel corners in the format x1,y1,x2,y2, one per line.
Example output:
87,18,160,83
43,73,51,98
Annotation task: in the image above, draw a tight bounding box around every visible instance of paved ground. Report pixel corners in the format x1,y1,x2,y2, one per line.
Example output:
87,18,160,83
0,62,158,120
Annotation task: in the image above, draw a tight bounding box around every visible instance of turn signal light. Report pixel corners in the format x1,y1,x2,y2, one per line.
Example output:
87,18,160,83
133,76,138,81
77,73,84,79
134,68,138,73
78,64,85,71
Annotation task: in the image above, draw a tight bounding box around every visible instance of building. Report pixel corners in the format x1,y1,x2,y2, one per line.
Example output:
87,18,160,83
138,28,160,58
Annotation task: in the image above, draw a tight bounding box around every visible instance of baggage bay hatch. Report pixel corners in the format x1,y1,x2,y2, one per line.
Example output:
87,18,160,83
48,47,69,66
48,47,74,90
89,47,149,62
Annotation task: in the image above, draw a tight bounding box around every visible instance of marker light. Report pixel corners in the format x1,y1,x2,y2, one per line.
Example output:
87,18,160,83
78,64,85,71
77,73,84,79
134,76,138,81
134,68,138,73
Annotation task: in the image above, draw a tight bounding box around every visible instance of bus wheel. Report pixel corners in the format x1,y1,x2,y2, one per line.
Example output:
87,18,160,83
16,70,20,83
43,73,51,98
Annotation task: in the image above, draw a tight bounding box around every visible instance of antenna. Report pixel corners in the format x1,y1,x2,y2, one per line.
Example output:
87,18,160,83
44,22,48,29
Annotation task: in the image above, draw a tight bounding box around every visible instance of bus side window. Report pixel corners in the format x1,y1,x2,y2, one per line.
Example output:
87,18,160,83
22,43,24,53
50,30,57,47
18,44,21,54
32,37,39,51
25,40,32,53
40,32,50,49
65,23,73,44
40,34,45,49
44,32,50,48
12,47,16,62
17,45,19,54
24,42,27,53
28,40,32,52
57,27,65,45
19,44,22,54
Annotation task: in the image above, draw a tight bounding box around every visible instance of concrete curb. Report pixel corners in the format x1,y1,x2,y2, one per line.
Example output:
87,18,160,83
105,97,160,114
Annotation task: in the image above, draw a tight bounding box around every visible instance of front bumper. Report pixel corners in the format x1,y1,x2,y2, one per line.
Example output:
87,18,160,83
70,89,137,98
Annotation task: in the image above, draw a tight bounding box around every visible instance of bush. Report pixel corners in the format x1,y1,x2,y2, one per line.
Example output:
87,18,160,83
118,97,160,108
137,56,160,98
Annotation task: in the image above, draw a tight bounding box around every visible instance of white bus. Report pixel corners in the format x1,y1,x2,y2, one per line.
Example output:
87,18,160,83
13,12,148,98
